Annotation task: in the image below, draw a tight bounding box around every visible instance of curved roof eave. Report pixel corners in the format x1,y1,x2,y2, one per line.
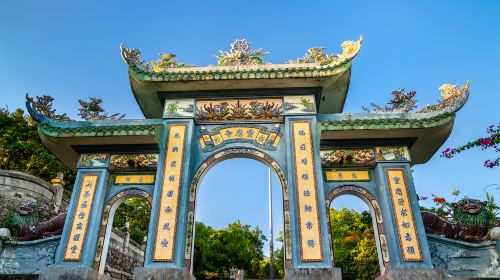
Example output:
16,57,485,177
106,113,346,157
318,111,457,164
37,119,164,170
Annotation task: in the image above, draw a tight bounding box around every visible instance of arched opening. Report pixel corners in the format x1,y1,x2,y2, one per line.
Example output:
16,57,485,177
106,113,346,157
327,187,386,280
96,192,151,279
187,148,290,279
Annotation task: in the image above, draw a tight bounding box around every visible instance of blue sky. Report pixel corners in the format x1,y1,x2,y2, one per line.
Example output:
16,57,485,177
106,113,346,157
1,1,499,255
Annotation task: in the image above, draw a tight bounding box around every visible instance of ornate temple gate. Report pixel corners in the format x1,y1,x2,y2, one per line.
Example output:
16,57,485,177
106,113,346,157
32,38,466,279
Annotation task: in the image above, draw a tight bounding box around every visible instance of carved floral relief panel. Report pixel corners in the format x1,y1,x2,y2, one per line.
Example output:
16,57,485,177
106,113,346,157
292,120,323,262
320,149,375,168
283,95,316,115
163,99,195,118
376,146,411,161
109,154,159,171
195,98,283,122
78,154,108,168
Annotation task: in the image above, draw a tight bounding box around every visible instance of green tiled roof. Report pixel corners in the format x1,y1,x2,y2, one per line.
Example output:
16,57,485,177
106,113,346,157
38,121,162,138
120,37,363,82
125,61,353,82
319,111,456,131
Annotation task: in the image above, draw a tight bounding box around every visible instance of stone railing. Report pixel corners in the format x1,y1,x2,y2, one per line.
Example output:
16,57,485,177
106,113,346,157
0,229,145,279
0,235,60,276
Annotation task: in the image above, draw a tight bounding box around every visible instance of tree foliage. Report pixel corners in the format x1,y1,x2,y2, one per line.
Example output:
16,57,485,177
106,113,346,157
112,198,151,244
0,107,75,191
193,221,283,279
329,208,380,280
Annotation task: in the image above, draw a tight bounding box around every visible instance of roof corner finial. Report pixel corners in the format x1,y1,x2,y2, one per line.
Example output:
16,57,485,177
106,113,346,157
417,81,471,113
25,93,71,123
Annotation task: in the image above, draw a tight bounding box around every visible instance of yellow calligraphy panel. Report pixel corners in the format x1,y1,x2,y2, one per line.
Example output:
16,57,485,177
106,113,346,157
324,170,370,182
386,169,423,262
219,127,257,142
64,174,99,261
292,121,323,262
198,125,281,152
153,125,187,261
114,174,155,185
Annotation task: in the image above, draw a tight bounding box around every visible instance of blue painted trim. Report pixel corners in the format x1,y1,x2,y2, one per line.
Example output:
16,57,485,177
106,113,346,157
105,185,154,204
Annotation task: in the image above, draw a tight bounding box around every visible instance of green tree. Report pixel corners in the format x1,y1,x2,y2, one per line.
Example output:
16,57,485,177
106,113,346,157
0,107,75,192
112,198,151,244
193,221,268,279
267,230,285,279
329,208,380,280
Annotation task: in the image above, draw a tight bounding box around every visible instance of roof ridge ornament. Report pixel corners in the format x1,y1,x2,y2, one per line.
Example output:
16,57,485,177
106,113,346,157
288,36,363,66
26,94,126,123
215,39,269,66
363,81,471,114
25,94,72,123
417,81,471,113
120,37,362,73
120,43,191,72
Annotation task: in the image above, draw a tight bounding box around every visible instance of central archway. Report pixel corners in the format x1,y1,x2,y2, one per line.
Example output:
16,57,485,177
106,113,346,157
184,147,293,273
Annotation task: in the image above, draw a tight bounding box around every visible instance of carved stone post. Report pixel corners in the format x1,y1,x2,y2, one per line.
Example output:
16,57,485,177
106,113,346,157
51,172,65,213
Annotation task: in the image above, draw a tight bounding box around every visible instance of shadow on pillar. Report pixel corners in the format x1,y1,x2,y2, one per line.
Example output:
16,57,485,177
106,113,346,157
285,267,342,280
39,266,102,280
376,267,445,280
132,267,194,280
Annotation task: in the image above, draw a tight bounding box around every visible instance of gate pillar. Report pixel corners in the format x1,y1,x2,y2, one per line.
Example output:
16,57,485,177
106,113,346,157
375,163,444,279
284,116,341,280
134,120,195,280
40,154,111,280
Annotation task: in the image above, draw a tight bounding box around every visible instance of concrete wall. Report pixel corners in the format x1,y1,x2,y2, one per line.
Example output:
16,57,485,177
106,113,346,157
428,233,500,278
0,169,69,221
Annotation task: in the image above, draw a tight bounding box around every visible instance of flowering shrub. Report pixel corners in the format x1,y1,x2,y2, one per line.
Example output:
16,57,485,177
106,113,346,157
442,123,500,168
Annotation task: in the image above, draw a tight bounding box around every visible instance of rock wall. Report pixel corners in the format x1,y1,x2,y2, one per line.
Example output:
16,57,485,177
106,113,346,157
104,230,145,280
427,233,500,278
0,169,69,221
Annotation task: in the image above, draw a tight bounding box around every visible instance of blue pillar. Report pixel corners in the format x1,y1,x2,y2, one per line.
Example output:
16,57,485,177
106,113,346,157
284,116,340,279
138,120,194,280
40,154,110,279
374,163,443,278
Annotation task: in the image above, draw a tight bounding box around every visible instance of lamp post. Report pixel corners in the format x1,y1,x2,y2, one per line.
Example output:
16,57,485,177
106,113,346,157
268,167,274,279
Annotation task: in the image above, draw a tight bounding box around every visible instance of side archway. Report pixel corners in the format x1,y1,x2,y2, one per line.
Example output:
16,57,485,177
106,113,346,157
184,147,292,272
93,189,153,274
326,185,389,274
